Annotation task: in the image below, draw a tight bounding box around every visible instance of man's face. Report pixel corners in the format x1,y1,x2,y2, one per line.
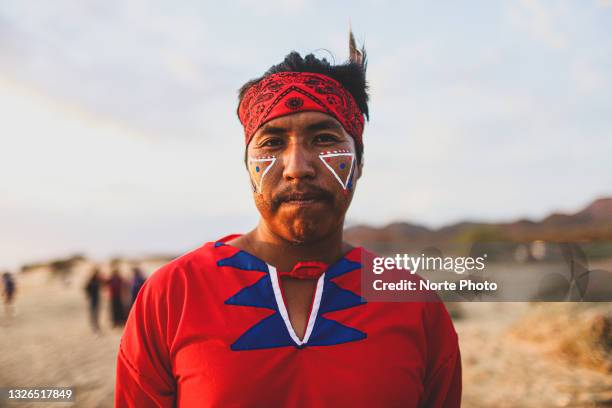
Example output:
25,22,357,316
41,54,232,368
246,111,362,244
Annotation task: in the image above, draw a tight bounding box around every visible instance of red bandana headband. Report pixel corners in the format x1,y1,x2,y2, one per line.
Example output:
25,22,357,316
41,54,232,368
238,72,365,148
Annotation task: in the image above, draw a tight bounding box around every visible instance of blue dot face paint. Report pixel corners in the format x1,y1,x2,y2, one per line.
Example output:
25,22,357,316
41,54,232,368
318,149,356,193
248,155,276,193
248,148,357,195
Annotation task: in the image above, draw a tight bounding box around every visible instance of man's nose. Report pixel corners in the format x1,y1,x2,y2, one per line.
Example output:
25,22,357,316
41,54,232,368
282,143,316,181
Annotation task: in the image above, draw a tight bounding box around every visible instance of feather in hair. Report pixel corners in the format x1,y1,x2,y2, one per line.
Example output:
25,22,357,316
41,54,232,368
349,28,367,73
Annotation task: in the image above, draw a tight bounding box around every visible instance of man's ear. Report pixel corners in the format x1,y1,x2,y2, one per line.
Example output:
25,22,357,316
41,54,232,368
355,157,364,180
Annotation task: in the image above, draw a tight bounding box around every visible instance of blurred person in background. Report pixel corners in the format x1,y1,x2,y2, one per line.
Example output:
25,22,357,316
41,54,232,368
2,271,16,323
107,268,126,328
130,266,146,306
84,268,102,333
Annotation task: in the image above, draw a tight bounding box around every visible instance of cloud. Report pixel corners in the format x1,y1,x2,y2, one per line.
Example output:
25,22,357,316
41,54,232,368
0,0,238,140
570,59,608,94
506,0,569,49
236,0,307,16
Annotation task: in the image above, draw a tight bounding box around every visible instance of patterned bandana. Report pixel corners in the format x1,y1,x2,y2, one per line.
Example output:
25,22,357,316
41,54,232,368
238,72,365,148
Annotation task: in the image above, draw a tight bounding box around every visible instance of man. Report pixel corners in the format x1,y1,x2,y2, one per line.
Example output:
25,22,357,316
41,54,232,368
84,268,102,333
2,271,16,323
129,266,146,306
116,36,461,407
107,267,127,328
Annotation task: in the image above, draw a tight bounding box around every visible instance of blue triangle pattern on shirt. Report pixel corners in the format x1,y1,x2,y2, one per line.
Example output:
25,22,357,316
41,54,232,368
318,281,366,314
217,250,269,272
224,275,277,310
307,316,367,346
325,258,361,280
230,313,296,351
220,247,367,350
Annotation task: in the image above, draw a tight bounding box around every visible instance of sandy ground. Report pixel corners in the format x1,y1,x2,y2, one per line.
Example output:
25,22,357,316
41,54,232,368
0,263,126,408
1,263,611,407
457,303,612,407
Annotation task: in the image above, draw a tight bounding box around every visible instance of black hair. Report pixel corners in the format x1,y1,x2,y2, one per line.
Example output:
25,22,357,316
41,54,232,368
238,50,369,165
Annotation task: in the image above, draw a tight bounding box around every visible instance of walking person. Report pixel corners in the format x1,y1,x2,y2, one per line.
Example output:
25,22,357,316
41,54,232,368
2,272,16,323
130,267,146,305
84,268,102,333
107,268,126,328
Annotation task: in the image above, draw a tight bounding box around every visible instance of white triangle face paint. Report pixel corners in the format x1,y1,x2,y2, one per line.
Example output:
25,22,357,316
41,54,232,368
248,156,277,193
319,150,356,191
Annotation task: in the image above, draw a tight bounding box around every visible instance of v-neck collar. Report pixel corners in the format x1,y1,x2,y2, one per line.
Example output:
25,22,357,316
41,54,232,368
215,234,366,350
267,264,325,345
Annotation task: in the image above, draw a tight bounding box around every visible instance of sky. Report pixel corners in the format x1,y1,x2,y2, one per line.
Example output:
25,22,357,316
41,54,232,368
1,0,611,269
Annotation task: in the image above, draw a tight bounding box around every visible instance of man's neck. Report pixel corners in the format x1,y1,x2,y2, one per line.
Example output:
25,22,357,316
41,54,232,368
228,222,352,272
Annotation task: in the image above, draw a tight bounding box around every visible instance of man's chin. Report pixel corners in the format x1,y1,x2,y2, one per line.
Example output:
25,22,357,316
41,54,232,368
276,200,331,221
282,219,330,245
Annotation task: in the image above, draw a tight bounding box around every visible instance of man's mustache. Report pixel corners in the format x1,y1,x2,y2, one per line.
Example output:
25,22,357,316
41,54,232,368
271,185,334,209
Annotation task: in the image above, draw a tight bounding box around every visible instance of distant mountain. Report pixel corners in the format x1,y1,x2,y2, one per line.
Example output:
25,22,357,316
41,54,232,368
345,197,612,251
542,198,612,226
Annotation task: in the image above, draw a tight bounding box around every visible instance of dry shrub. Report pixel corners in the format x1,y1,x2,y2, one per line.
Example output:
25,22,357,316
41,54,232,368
510,303,612,373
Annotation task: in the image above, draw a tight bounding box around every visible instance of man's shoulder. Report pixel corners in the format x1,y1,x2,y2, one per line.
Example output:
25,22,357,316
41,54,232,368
145,241,220,289
355,247,457,335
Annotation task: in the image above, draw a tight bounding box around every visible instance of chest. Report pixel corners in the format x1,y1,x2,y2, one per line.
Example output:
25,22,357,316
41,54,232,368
170,257,428,407
174,301,426,408
278,277,318,340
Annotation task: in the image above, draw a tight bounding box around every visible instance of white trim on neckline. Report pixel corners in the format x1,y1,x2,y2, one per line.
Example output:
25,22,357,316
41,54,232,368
267,264,325,346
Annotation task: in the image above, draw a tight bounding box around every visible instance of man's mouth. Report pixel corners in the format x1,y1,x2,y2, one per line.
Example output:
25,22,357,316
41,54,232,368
281,193,326,206
271,186,334,211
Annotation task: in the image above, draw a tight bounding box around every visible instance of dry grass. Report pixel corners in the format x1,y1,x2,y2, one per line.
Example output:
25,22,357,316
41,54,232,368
510,303,612,374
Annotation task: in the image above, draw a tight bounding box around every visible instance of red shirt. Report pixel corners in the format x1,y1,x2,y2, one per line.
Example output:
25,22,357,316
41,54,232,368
115,235,461,407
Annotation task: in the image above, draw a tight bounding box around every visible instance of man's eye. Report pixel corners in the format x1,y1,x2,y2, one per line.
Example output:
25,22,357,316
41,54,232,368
314,134,340,143
261,138,283,147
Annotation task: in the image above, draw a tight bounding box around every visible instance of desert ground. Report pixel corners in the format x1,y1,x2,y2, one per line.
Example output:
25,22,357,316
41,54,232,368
1,261,611,408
